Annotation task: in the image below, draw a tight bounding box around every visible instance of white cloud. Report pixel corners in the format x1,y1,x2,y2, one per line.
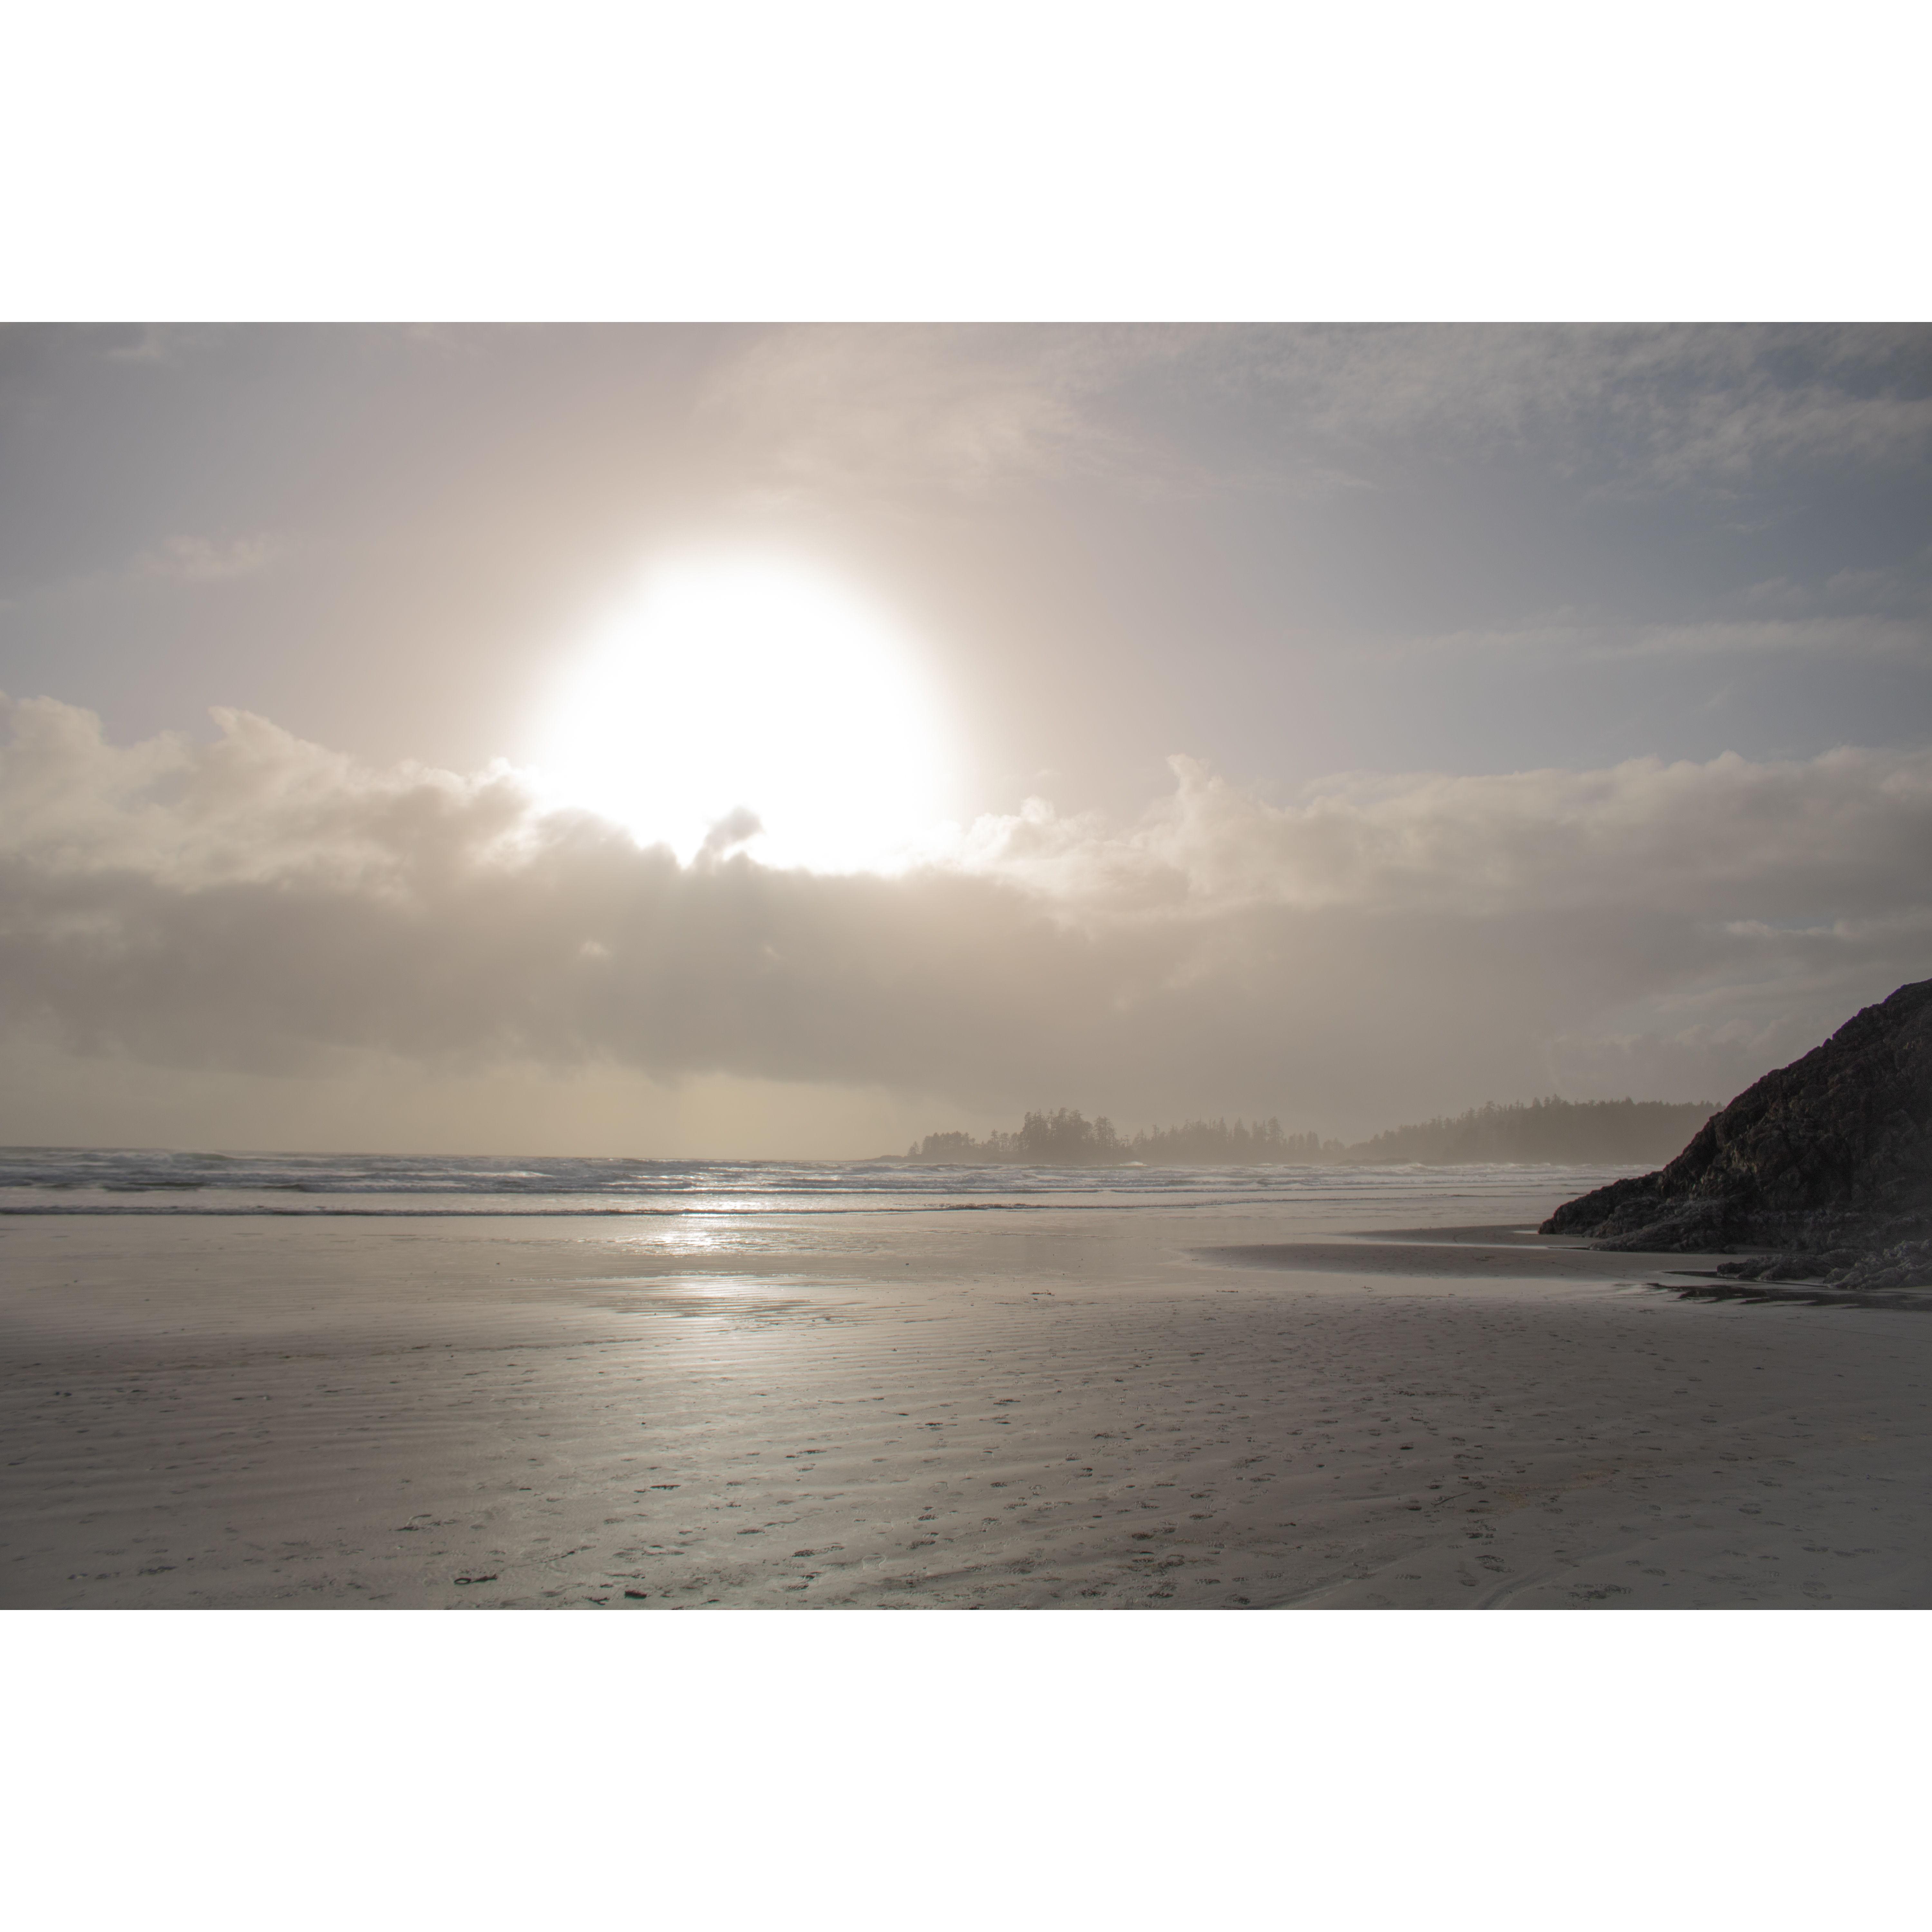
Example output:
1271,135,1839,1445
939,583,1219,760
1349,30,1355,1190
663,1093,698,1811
951,748,1932,922
3,696,1929,1133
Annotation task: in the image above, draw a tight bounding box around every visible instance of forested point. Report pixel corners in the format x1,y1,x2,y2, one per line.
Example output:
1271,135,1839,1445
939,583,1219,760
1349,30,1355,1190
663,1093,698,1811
906,1097,1719,1167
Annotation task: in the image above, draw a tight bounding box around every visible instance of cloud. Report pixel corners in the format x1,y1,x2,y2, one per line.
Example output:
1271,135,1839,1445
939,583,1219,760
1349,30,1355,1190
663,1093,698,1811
696,807,763,865
136,533,288,584
3,696,1930,1132
700,324,1216,499
1381,543,1930,668
1222,324,1932,486
1401,610,1928,664
97,325,210,366
703,325,1932,509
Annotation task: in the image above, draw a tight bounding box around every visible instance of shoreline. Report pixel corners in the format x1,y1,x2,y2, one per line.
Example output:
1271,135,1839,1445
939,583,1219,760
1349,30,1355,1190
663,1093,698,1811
5,1197,1930,1609
1198,1223,1932,1309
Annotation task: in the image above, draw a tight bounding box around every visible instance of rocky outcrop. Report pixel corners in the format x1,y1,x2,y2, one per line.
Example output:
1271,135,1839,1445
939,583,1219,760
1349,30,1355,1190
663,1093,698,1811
1714,1239,1932,1292
1540,979,1932,1284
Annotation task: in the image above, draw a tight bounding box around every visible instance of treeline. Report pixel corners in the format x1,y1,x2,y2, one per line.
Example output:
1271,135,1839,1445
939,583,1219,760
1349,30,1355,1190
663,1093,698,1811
1342,1097,1717,1165
908,1110,1333,1166
1135,1119,1334,1163
906,1097,1719,1167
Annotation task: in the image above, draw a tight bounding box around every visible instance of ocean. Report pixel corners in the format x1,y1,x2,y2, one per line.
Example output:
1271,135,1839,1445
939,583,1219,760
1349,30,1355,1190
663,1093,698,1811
0,1145,1642,1222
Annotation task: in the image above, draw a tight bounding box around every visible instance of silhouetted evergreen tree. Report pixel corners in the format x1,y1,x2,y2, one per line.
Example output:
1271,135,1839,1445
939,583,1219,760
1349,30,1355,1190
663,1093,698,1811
909,1112,1327,1165
1127,1117,1334,1162
908,1096,1718,1166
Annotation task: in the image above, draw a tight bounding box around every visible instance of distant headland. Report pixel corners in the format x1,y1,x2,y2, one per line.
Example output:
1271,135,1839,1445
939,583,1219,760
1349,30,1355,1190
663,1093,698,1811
906,1096,1719,1168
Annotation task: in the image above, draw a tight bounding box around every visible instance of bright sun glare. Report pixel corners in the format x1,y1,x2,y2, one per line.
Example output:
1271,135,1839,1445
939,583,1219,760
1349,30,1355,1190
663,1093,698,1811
530,557,959,873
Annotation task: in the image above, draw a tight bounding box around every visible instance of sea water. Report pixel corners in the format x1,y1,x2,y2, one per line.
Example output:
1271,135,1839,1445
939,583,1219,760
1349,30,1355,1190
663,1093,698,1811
0,1145,1641,1228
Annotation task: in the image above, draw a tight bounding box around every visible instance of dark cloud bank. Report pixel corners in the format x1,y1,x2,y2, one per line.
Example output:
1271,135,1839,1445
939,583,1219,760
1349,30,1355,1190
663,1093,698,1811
4,695,1930,1136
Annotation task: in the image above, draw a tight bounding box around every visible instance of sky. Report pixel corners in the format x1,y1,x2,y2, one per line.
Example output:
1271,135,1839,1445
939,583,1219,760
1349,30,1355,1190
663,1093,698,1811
3,322,1930,1154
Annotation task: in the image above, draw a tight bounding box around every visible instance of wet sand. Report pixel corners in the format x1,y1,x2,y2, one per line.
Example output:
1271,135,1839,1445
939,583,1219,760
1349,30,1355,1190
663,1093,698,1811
5,1193,1931,1608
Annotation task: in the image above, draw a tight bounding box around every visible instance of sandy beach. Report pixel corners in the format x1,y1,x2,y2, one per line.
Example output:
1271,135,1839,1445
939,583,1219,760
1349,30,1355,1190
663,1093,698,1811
5,1179,1931,1609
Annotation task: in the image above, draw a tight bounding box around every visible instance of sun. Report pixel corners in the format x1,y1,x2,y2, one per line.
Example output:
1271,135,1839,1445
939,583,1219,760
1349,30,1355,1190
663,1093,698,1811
529,555,960,872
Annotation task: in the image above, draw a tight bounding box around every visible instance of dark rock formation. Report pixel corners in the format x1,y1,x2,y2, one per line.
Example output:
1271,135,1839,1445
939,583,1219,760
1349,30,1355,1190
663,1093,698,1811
1540,978,1932,1284
1714,1239,1932,1292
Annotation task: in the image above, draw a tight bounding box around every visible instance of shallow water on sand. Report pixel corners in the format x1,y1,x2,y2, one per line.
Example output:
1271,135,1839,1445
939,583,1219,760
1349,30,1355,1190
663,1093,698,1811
5,1162,1930,1609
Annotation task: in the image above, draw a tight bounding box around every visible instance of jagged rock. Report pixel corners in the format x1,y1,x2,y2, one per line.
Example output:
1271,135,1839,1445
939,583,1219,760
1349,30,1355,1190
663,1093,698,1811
1828,1240,1932,1292
1715,1249,1864,1283
1541,979,1932,1262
